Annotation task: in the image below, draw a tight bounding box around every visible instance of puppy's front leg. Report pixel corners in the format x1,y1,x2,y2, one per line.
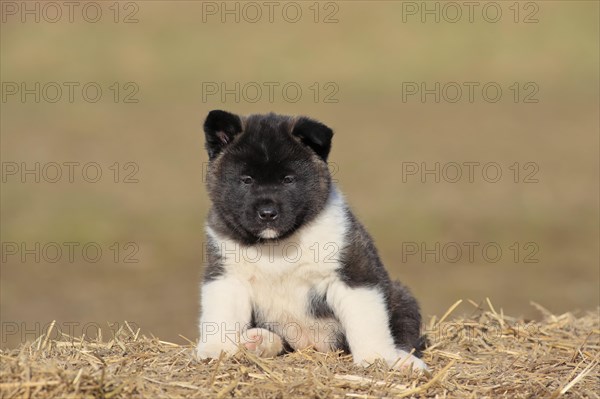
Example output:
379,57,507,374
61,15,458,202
196,276,252,359
327,281,427,370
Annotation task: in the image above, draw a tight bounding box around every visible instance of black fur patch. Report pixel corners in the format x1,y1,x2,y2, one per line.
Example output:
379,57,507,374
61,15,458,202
202,235,224,282
336,209,388,288
387,281,426,356
307,289,335,319
334,333,351,354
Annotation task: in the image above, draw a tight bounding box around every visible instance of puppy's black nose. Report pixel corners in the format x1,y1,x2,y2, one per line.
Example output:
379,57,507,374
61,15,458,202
257,205,278,221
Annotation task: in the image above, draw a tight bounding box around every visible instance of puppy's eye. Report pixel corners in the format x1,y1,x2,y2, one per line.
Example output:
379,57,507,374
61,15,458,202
282,175,295,185
240,176,253,185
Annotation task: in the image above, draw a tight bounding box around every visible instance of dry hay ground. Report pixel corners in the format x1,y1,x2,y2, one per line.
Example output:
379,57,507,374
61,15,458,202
1,300,598,399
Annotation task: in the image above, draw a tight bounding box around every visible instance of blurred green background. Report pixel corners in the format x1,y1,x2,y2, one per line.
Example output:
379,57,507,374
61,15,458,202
1,1,598,348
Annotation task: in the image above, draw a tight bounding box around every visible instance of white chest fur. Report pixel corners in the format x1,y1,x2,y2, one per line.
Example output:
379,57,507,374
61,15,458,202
205,188,348,351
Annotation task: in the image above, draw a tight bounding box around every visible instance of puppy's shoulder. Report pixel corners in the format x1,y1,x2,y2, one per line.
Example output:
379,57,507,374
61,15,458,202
333,192,391,288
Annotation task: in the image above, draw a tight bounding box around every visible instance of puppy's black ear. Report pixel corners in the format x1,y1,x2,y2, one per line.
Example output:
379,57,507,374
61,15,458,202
291,117,333,161
204,110,243,160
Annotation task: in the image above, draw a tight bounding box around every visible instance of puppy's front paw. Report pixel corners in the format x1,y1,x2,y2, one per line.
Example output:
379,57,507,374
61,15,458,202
354,349,428,372
240,328,283,358
390,350,428,371
196,340,238,360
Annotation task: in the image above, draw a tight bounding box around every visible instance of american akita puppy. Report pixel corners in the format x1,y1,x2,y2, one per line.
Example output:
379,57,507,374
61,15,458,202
196,110,427,370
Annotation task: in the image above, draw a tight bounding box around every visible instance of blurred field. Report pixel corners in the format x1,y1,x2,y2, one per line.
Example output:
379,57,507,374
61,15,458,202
1,1,599,349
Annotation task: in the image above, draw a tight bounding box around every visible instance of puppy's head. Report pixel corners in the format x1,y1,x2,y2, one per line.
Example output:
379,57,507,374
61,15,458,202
203,110,333,243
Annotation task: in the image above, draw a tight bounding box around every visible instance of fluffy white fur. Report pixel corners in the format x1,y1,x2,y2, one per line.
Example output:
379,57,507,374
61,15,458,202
258,228,279,239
